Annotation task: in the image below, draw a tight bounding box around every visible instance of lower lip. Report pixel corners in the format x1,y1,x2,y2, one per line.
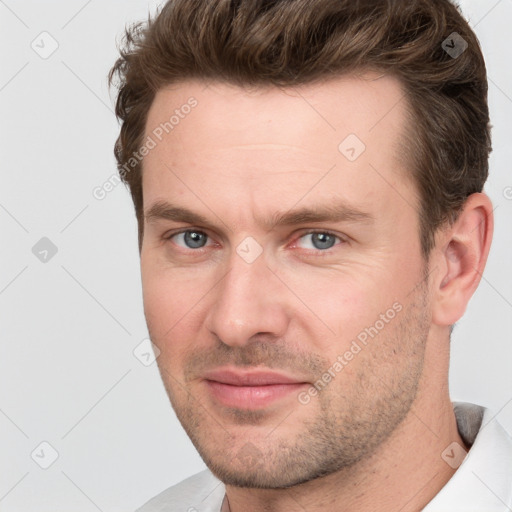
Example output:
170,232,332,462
205,380,307,409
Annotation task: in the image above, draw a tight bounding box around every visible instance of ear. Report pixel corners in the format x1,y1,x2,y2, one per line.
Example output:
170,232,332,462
431,192,494,326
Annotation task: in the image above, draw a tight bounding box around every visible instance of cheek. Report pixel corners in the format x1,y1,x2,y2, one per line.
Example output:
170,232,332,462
142,281,191,372
141,264,201,339
285,266,386,339
142,272,172,331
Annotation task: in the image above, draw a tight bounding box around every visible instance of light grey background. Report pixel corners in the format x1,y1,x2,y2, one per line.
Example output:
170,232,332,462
0,1,511,510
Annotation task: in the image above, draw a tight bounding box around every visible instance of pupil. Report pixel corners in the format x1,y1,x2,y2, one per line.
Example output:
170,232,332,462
312,233,334,250
185,231,206,248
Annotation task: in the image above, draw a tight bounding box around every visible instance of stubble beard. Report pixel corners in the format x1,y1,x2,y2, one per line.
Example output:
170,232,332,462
154,279,430,489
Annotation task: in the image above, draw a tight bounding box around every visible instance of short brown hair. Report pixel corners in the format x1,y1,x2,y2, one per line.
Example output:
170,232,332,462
108,0,492,257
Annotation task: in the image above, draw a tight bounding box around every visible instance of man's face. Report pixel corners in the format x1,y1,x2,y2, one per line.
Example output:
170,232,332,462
140,75,432,488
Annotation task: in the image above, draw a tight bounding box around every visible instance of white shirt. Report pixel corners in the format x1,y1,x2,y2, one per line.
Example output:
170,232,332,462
136,402,512,511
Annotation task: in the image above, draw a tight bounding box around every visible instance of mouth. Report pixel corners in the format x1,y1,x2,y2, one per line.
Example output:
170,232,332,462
202,368,309,409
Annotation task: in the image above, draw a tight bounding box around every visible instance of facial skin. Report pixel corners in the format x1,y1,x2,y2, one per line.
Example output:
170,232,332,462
140,75,493,511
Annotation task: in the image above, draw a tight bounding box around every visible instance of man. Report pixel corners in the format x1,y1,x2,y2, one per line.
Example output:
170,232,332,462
109,0,512,510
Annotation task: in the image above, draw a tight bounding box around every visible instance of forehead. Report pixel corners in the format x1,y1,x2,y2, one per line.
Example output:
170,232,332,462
142,73,418,224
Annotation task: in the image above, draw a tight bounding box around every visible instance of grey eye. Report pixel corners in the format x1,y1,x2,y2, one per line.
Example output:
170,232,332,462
174,230,208,249
311,233,336,250
297,232,339,250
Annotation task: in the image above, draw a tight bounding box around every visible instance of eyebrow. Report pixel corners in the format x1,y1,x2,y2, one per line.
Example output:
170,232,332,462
144,200,374,230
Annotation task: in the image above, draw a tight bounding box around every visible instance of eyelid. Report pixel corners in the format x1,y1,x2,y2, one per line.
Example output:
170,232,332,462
164,227,209,240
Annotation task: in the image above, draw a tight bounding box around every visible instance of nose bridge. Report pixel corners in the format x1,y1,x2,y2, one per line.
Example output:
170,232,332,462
205,248,287,346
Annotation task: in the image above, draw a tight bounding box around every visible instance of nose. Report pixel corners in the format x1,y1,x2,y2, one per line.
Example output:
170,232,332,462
204,248,289,347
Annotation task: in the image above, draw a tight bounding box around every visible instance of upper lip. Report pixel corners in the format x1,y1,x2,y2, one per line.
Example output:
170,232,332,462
202,368,306,386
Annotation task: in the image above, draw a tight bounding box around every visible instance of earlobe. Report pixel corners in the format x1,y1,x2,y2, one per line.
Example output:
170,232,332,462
431,193,494,326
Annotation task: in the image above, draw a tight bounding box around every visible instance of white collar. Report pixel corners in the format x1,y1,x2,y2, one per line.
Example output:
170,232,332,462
423,401,512,511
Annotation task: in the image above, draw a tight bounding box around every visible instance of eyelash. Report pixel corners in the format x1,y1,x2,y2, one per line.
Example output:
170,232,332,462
164,229,345,255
